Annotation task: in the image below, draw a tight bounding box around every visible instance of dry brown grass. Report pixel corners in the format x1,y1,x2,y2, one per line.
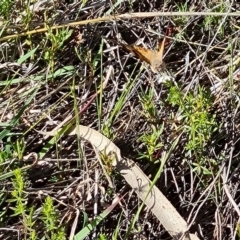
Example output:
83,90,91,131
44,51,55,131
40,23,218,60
1,0,240,239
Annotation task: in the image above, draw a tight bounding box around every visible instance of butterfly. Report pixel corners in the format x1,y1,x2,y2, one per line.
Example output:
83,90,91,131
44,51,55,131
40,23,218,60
121,36,166,72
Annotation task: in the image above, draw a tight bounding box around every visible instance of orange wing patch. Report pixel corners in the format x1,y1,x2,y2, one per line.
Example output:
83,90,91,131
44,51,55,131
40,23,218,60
121,36,166,71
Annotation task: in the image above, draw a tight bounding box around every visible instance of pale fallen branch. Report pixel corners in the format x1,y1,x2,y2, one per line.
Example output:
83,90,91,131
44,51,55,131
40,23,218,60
39,125,199,240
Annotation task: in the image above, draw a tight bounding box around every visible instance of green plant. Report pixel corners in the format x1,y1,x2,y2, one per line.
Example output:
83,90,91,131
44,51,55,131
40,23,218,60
20,0,34,30
203,1,227,35
174,2,189,26
0,137,14,164
44,26,73,71
137,89,165,162
8,169,36,239
0,0,14,19
40,196,66,240
7,170,66,239
139,88,158,123
12,138,26,160
98,233,107,240
191,156,218,175
138,125,164,162
167,84,218,173
236,221,240,239
9,169,27,215
102,65,143,139
74,198,121,240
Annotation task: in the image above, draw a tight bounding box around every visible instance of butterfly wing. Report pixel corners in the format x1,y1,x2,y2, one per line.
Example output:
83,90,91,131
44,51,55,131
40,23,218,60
131,46,153,65
121,38,166,71
148,36,166,70
121,44,153,65
157,36,166,60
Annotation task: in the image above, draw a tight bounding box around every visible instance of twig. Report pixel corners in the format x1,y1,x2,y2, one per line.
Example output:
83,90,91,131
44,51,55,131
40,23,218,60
1,12,240,41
